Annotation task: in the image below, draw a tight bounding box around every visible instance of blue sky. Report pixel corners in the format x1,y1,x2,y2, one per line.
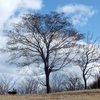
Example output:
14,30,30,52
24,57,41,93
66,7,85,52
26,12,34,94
40,0,100,39
0,0,100,77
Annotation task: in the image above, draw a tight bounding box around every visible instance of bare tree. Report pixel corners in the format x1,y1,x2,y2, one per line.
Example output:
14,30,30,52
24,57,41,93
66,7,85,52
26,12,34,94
18,76,39,94
0,74,17,94
2,12,83,93
50,72,66,92
65,73,84,90
74,34,100,89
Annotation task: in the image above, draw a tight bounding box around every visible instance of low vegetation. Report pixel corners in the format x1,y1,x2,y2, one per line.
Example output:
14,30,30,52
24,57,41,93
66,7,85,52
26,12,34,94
0,89,100,100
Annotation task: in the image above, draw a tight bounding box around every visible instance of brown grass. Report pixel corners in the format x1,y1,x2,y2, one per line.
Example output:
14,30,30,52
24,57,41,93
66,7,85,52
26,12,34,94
0,89,100,100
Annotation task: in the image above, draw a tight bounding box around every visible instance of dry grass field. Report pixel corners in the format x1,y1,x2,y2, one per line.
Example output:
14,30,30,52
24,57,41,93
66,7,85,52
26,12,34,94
0,89,100,100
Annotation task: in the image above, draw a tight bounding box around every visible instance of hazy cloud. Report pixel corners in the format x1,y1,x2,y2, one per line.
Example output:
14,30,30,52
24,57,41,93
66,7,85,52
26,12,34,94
57,4,98,26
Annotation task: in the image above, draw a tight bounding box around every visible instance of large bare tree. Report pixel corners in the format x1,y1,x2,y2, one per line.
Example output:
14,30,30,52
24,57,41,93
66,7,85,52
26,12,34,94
3,12,83,93
74,34,100,89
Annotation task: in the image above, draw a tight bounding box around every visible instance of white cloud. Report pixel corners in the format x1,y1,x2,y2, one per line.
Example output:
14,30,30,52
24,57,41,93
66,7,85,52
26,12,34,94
0,0,43,34
57,4,98,26
20,0,43,10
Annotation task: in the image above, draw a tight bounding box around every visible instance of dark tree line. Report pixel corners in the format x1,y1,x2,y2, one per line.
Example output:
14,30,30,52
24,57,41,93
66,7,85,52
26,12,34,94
89,73,100,89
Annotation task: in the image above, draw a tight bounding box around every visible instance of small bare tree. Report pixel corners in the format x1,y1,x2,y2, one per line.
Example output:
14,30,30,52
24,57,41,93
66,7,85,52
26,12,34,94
0,74,17,94
74,34,100,89
64,73,84,90
50,72,66,92
18,76,39,94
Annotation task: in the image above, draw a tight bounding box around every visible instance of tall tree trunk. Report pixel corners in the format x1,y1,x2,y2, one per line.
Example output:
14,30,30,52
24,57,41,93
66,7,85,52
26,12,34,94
46,71,51,93
44,63,51,93
83,73,87,89
84,78,87,89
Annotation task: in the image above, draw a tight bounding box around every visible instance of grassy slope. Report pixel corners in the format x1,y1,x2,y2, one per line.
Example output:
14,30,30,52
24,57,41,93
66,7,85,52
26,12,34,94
0,89,100,100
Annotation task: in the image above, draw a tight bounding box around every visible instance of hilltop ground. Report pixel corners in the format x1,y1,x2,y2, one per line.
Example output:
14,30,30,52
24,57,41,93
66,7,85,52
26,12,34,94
0,89,100,100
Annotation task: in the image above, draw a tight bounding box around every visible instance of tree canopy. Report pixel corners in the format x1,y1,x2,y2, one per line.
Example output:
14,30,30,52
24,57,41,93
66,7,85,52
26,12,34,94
3,11,83,93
